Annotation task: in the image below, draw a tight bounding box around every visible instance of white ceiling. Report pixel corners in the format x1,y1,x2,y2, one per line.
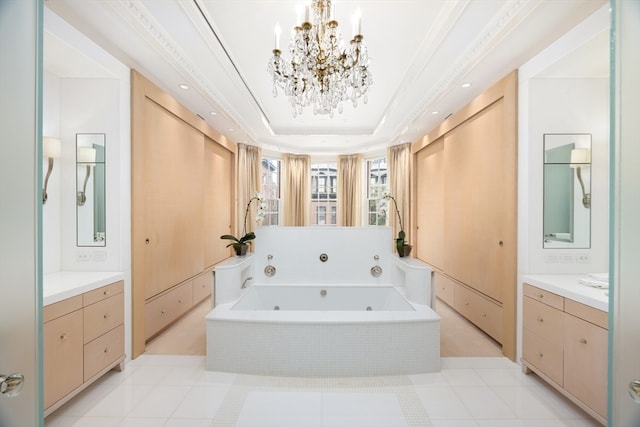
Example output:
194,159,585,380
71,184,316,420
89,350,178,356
44,0,607,156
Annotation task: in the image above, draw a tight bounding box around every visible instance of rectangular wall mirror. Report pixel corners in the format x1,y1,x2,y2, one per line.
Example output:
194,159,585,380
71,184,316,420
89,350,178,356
76,133,106,247
543,133,591,249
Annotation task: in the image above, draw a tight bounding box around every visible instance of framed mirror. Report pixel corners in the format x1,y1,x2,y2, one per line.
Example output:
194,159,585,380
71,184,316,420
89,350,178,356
76,133,106,247
543,133,591,248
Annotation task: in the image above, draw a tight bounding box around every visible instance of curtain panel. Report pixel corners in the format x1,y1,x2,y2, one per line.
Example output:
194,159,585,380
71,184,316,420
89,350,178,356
237,144,262,238
387,143,412,249
282,154,311,226
337,154,362,226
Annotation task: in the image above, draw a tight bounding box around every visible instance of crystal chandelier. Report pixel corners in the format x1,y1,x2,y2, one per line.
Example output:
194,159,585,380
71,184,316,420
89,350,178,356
267,0,372,117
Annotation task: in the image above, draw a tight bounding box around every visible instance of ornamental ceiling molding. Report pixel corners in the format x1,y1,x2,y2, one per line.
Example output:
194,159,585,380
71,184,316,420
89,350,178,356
103,0,255,141
405,0,533,132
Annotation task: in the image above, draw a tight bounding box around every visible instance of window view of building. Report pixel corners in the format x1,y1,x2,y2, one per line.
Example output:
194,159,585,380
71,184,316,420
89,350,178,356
367,157,388,226
260,158,281,226
311,163,337,225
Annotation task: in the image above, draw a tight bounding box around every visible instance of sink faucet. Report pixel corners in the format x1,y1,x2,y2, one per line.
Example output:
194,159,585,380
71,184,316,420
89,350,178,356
241,276,253,289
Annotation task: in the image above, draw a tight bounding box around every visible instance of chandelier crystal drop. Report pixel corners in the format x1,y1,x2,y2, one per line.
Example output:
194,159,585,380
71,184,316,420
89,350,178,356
267,0,372,118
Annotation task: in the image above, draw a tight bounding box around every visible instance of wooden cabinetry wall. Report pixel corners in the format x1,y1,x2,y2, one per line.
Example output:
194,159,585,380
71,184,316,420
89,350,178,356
412,71,518,360
131,70,236,358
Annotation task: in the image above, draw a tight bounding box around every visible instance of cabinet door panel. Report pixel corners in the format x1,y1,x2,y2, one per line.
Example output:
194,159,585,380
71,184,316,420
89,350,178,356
83,292,124,344
44,310,83,409
415,138,445,268
204,137,232,266
523,329,563,386
444,100,507,302
564,313,608,419
140,100,204,298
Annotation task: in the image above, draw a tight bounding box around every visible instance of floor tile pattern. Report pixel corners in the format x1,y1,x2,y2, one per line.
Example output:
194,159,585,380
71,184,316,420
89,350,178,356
44,355,602,427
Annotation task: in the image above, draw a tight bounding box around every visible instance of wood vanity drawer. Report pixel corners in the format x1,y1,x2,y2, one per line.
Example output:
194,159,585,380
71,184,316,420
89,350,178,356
523,328,563,386
44,309,83,409
454,283,503,342
523,296,564,346
523,283,564,310
83,280,124,306
434,272,455,307
84,324,125,382
193,271,212,303
145,280,194,340
83,292,124,344
565,299,608,329
43,295,83,323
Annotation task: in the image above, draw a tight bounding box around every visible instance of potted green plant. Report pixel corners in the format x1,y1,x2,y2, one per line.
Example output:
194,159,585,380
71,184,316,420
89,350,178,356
220,193,266,256
382,194,412,257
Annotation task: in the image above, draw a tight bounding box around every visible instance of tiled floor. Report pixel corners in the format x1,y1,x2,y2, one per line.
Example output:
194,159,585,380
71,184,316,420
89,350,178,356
45,355,602,427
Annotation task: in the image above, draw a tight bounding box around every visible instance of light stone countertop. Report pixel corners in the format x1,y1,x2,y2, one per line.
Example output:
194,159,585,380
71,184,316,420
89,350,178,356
522,274,609,312
44,271,125,306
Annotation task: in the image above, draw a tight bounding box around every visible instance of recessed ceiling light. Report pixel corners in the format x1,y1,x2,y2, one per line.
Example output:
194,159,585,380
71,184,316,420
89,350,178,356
461,82,472,88
178,83,189,90
210,111,218,116
431,111,439,115
229,128,234,132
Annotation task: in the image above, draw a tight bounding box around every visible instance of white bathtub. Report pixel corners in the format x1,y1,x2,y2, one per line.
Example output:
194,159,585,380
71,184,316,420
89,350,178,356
206,284,440,377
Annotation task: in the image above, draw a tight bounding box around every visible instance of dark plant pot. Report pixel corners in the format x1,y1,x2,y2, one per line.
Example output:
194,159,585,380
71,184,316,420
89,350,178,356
396,238,404,255
233,243,248,256
399,245,412,258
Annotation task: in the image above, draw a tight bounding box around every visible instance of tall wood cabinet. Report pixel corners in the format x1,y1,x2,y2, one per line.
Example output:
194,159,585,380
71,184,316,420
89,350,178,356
131,70,235,357
413,71,518,359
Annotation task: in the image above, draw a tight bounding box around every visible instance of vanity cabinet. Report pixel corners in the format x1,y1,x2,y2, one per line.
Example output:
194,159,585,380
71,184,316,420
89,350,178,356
522,283,607,425
44,280,125,417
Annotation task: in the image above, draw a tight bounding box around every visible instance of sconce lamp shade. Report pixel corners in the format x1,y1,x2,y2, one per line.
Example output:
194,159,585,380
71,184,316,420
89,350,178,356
43,137,61,158
570,148,591,167
77,146,96,163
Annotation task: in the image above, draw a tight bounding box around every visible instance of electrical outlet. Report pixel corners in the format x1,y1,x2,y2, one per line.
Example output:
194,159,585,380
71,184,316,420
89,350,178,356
76,251,91,262
576,254,591,263
544,254,559,263
93,251,107,262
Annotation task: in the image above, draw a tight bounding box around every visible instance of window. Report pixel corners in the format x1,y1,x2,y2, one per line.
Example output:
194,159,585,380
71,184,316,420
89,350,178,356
311,162,337,225
366,157,388,226
260,158,281,226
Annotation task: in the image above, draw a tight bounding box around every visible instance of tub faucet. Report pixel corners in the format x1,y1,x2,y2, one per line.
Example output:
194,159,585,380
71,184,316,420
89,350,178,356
241,276,253,289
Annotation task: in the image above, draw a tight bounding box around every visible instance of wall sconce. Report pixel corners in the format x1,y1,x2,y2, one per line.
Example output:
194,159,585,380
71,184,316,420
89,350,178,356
570,148,591,209
42,137,61,204
77,146,96,206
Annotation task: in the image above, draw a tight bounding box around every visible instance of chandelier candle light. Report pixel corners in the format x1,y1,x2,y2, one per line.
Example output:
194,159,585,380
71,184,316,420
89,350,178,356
267,0,373,117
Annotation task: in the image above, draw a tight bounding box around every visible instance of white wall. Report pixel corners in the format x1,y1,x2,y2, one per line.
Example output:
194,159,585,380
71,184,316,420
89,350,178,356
516,5,610,361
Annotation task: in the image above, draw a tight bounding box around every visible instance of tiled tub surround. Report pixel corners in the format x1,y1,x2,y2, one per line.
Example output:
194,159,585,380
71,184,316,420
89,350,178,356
208,227,439,377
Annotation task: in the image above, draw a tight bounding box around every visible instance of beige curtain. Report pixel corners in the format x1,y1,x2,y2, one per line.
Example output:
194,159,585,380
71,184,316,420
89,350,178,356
387,143,412,248
282,154,311,226
237,144,262,238
337,154,362,226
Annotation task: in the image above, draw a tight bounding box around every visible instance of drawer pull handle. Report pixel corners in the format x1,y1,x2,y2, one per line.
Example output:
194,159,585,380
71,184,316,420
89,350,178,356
482,313,487,318
537,352,544,358
103,291,109,296
161,310,166,315
178,299,182,303
579,338,588,344
103,313,111,319
60,333,68,341
104,347,110,354
537,317,544,323
537,293,544,299
465,302,470,306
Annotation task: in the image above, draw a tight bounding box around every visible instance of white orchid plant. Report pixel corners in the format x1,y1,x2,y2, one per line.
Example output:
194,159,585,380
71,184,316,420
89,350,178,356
379,192,406,246
220,192,267,248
